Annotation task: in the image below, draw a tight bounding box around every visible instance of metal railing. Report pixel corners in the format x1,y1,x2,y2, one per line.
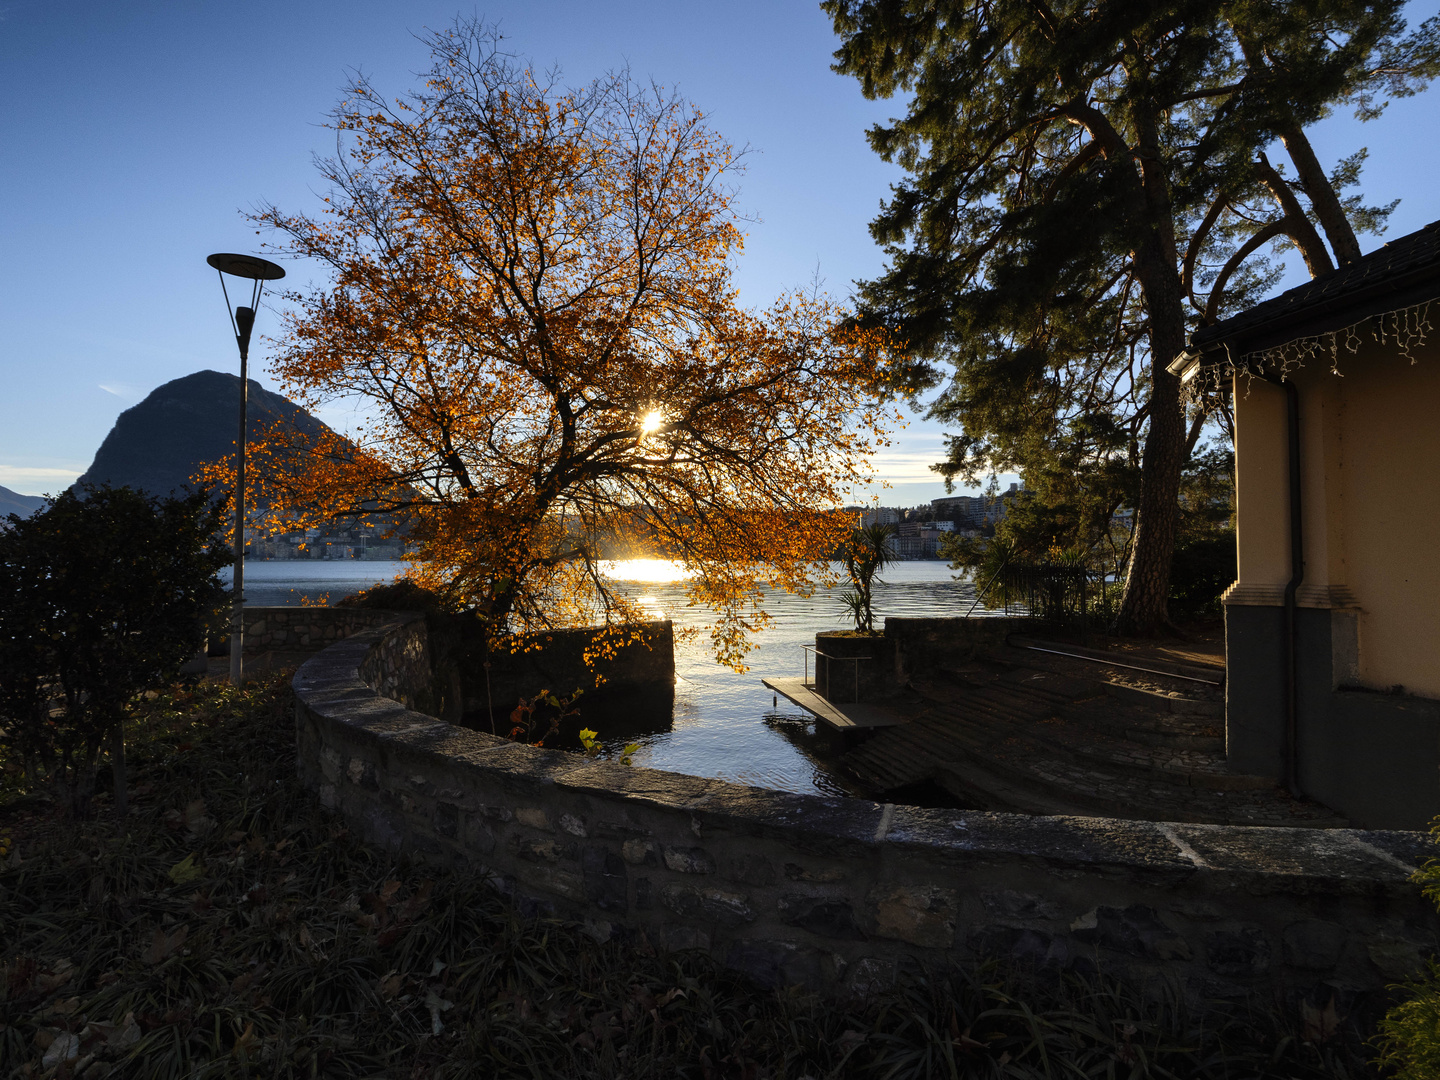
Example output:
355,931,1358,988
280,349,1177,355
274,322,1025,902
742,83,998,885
799,645,870,703
988,564,1123,640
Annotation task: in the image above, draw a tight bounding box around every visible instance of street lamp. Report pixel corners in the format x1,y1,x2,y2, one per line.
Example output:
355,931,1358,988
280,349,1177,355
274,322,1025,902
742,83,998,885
207,252,285,685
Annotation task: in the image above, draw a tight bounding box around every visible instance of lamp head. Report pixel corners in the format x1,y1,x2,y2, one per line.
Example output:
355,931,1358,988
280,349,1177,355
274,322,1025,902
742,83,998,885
206,253,285,358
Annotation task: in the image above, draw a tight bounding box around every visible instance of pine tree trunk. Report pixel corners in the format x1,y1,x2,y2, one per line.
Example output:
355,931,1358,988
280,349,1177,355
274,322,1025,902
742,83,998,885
110,725,128,819
1114,356,1185,635
1279,124,1363,265
1113,99,1189,637
1255,154,1336,277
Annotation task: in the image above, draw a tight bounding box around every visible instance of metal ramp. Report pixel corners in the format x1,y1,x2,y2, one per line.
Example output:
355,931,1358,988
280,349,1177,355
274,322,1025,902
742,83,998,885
762,677,906,731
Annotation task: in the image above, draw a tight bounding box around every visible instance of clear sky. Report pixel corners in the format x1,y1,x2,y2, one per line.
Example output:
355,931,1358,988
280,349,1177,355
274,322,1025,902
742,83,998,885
3,0,1437,503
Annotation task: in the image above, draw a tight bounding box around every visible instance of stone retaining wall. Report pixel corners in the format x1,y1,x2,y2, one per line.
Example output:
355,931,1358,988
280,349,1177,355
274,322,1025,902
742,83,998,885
212,606,403,656
885,616,1029,687
462,621,675,729
294,615,1440,1009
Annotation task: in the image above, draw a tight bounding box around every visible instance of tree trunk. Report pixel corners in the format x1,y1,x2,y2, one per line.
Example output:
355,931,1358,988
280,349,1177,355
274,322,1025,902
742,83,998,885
1232,30,1357,269
1279,123,1363,265
1113,99,1189,637
1255,153,1335,278
110,725,128,819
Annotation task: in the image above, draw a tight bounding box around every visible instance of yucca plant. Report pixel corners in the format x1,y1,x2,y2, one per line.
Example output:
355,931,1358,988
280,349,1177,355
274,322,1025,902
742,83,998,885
840,522,896,633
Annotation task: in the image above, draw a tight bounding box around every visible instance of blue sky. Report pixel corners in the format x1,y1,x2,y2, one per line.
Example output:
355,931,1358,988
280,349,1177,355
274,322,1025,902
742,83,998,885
2,0,1437,503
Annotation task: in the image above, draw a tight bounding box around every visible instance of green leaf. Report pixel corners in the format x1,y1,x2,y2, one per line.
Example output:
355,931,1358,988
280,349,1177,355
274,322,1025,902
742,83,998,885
167,852,204,885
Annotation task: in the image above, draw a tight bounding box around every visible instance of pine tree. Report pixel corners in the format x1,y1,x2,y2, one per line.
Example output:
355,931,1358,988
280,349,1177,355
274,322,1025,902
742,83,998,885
826,0,1437,633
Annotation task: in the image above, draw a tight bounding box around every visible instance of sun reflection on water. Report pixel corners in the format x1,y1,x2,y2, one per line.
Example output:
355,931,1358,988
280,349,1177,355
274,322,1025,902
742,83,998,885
599,558,692,583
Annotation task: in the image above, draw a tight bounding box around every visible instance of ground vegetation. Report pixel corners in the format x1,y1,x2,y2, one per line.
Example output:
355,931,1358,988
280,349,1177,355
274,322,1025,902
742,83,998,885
826,0,1439,634
1378,820,1440,1078
0,672,1382,1078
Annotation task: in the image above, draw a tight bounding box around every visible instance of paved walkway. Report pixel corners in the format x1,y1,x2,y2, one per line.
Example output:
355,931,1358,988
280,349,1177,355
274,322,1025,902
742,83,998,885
838,640,1346,828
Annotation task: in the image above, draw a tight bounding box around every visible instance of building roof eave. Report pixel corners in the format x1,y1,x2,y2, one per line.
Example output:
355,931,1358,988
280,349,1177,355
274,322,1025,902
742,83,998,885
1171,219,1440,376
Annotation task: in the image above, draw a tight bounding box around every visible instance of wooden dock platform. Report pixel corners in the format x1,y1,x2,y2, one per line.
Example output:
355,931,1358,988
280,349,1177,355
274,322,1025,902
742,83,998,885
762,677,906,731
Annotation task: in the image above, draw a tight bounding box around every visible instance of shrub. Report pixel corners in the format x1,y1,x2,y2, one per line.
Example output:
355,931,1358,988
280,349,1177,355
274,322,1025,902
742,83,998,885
1376,821,1440,1077
0,484,229,818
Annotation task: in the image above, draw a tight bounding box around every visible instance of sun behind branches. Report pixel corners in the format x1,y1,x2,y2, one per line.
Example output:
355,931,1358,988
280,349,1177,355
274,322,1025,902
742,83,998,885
207,20,898,669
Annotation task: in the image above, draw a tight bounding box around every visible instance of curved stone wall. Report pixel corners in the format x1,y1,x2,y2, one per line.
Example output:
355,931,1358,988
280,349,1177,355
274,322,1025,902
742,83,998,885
211,606,403,656
294,615,1440,1004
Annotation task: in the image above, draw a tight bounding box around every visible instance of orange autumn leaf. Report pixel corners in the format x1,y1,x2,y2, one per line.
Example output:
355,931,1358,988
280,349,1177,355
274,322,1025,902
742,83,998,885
199,21,900,669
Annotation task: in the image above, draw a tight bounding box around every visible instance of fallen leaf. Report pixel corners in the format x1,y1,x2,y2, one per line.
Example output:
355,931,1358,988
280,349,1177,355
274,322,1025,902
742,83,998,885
231,964,266,995
36,959,74,994
232,1021,260,1059
167,854,204,885
141,925,189,965
837,1030,868,1054
1302,995,1343,1044
425,988,454,1035
80,1015,140,1053
184,799,216,838
42,1031,80,1069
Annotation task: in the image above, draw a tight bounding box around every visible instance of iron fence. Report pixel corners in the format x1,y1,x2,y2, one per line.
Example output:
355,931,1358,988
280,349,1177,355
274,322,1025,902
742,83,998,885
992,563,1122,639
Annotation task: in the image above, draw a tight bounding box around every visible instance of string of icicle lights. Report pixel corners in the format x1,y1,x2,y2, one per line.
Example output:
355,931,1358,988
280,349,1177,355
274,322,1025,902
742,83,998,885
1186,297,1434,399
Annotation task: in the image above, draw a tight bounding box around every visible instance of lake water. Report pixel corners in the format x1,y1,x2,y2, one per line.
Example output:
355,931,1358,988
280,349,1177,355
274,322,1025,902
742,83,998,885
232,559,984,796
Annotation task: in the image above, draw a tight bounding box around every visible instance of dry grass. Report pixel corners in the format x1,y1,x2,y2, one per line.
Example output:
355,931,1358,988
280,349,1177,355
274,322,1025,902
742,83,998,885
1,674,1370,1078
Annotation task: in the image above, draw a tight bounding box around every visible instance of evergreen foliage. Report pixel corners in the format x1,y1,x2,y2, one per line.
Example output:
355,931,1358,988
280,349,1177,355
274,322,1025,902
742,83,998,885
826,0,1438,634
840,522,896,632
1377,823,1440,1078
0,484,230,818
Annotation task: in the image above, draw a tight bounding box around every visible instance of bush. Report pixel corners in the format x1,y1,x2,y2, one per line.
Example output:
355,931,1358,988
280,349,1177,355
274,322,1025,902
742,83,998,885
0,484,229,818
1377,821,1440,1077
1168,531,1237,616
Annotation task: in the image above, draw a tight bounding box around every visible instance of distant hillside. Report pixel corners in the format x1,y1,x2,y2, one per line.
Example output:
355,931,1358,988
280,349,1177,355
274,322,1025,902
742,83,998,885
0,485,48,520
78,370,335,498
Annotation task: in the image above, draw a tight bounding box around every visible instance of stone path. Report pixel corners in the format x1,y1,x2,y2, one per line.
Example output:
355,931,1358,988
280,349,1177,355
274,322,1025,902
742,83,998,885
839,641,1347,828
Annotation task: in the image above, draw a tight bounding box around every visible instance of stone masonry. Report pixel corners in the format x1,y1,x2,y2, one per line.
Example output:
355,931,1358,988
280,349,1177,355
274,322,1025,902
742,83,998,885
293,614,1440,1007
217,606,401,656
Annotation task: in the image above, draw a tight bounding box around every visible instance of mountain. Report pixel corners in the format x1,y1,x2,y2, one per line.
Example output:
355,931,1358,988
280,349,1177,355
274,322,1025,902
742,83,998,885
78,370,335,498
0,485,48,519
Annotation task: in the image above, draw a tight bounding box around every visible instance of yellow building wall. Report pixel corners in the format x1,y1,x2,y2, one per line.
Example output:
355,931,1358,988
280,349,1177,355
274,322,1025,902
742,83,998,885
1337,339,1440,697
1229,337,1440,698
1231,377,1290,589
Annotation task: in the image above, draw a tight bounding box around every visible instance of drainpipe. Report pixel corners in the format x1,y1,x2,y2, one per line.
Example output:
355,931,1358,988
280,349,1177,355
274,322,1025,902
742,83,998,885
1261,372,1304,797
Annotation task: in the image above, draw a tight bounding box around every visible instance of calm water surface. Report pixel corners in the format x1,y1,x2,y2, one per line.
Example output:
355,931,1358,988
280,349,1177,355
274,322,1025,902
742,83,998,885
233,559,984,796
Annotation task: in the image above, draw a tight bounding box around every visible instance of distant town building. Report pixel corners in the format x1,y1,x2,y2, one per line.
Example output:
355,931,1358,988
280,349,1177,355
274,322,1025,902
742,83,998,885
930,482,1026,531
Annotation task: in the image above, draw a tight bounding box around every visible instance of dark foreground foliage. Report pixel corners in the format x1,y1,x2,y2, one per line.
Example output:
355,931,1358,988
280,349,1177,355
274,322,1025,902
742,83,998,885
2,675,1373,1078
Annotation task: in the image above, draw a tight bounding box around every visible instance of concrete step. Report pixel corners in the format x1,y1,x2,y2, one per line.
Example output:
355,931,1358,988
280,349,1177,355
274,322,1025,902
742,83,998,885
1006,635,1225,685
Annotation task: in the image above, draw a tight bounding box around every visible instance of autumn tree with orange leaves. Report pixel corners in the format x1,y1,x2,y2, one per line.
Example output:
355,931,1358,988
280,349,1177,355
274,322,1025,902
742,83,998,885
229,23,895,668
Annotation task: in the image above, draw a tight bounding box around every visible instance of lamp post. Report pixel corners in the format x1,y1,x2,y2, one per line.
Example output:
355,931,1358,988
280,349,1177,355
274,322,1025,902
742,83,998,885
206,253,285,685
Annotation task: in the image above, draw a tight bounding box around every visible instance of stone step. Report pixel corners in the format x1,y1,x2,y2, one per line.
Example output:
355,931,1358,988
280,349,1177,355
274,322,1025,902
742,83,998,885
1006,634,1226,685
851,684,1264,799
923,670,1223,751
937,742,1344,827
991,645,1224,714
918,681,1227,773
845,715,1346,828
851,645,1345,828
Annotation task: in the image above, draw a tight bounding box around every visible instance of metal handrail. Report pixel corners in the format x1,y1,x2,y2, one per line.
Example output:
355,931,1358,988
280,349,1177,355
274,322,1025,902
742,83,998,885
800,644,871,703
